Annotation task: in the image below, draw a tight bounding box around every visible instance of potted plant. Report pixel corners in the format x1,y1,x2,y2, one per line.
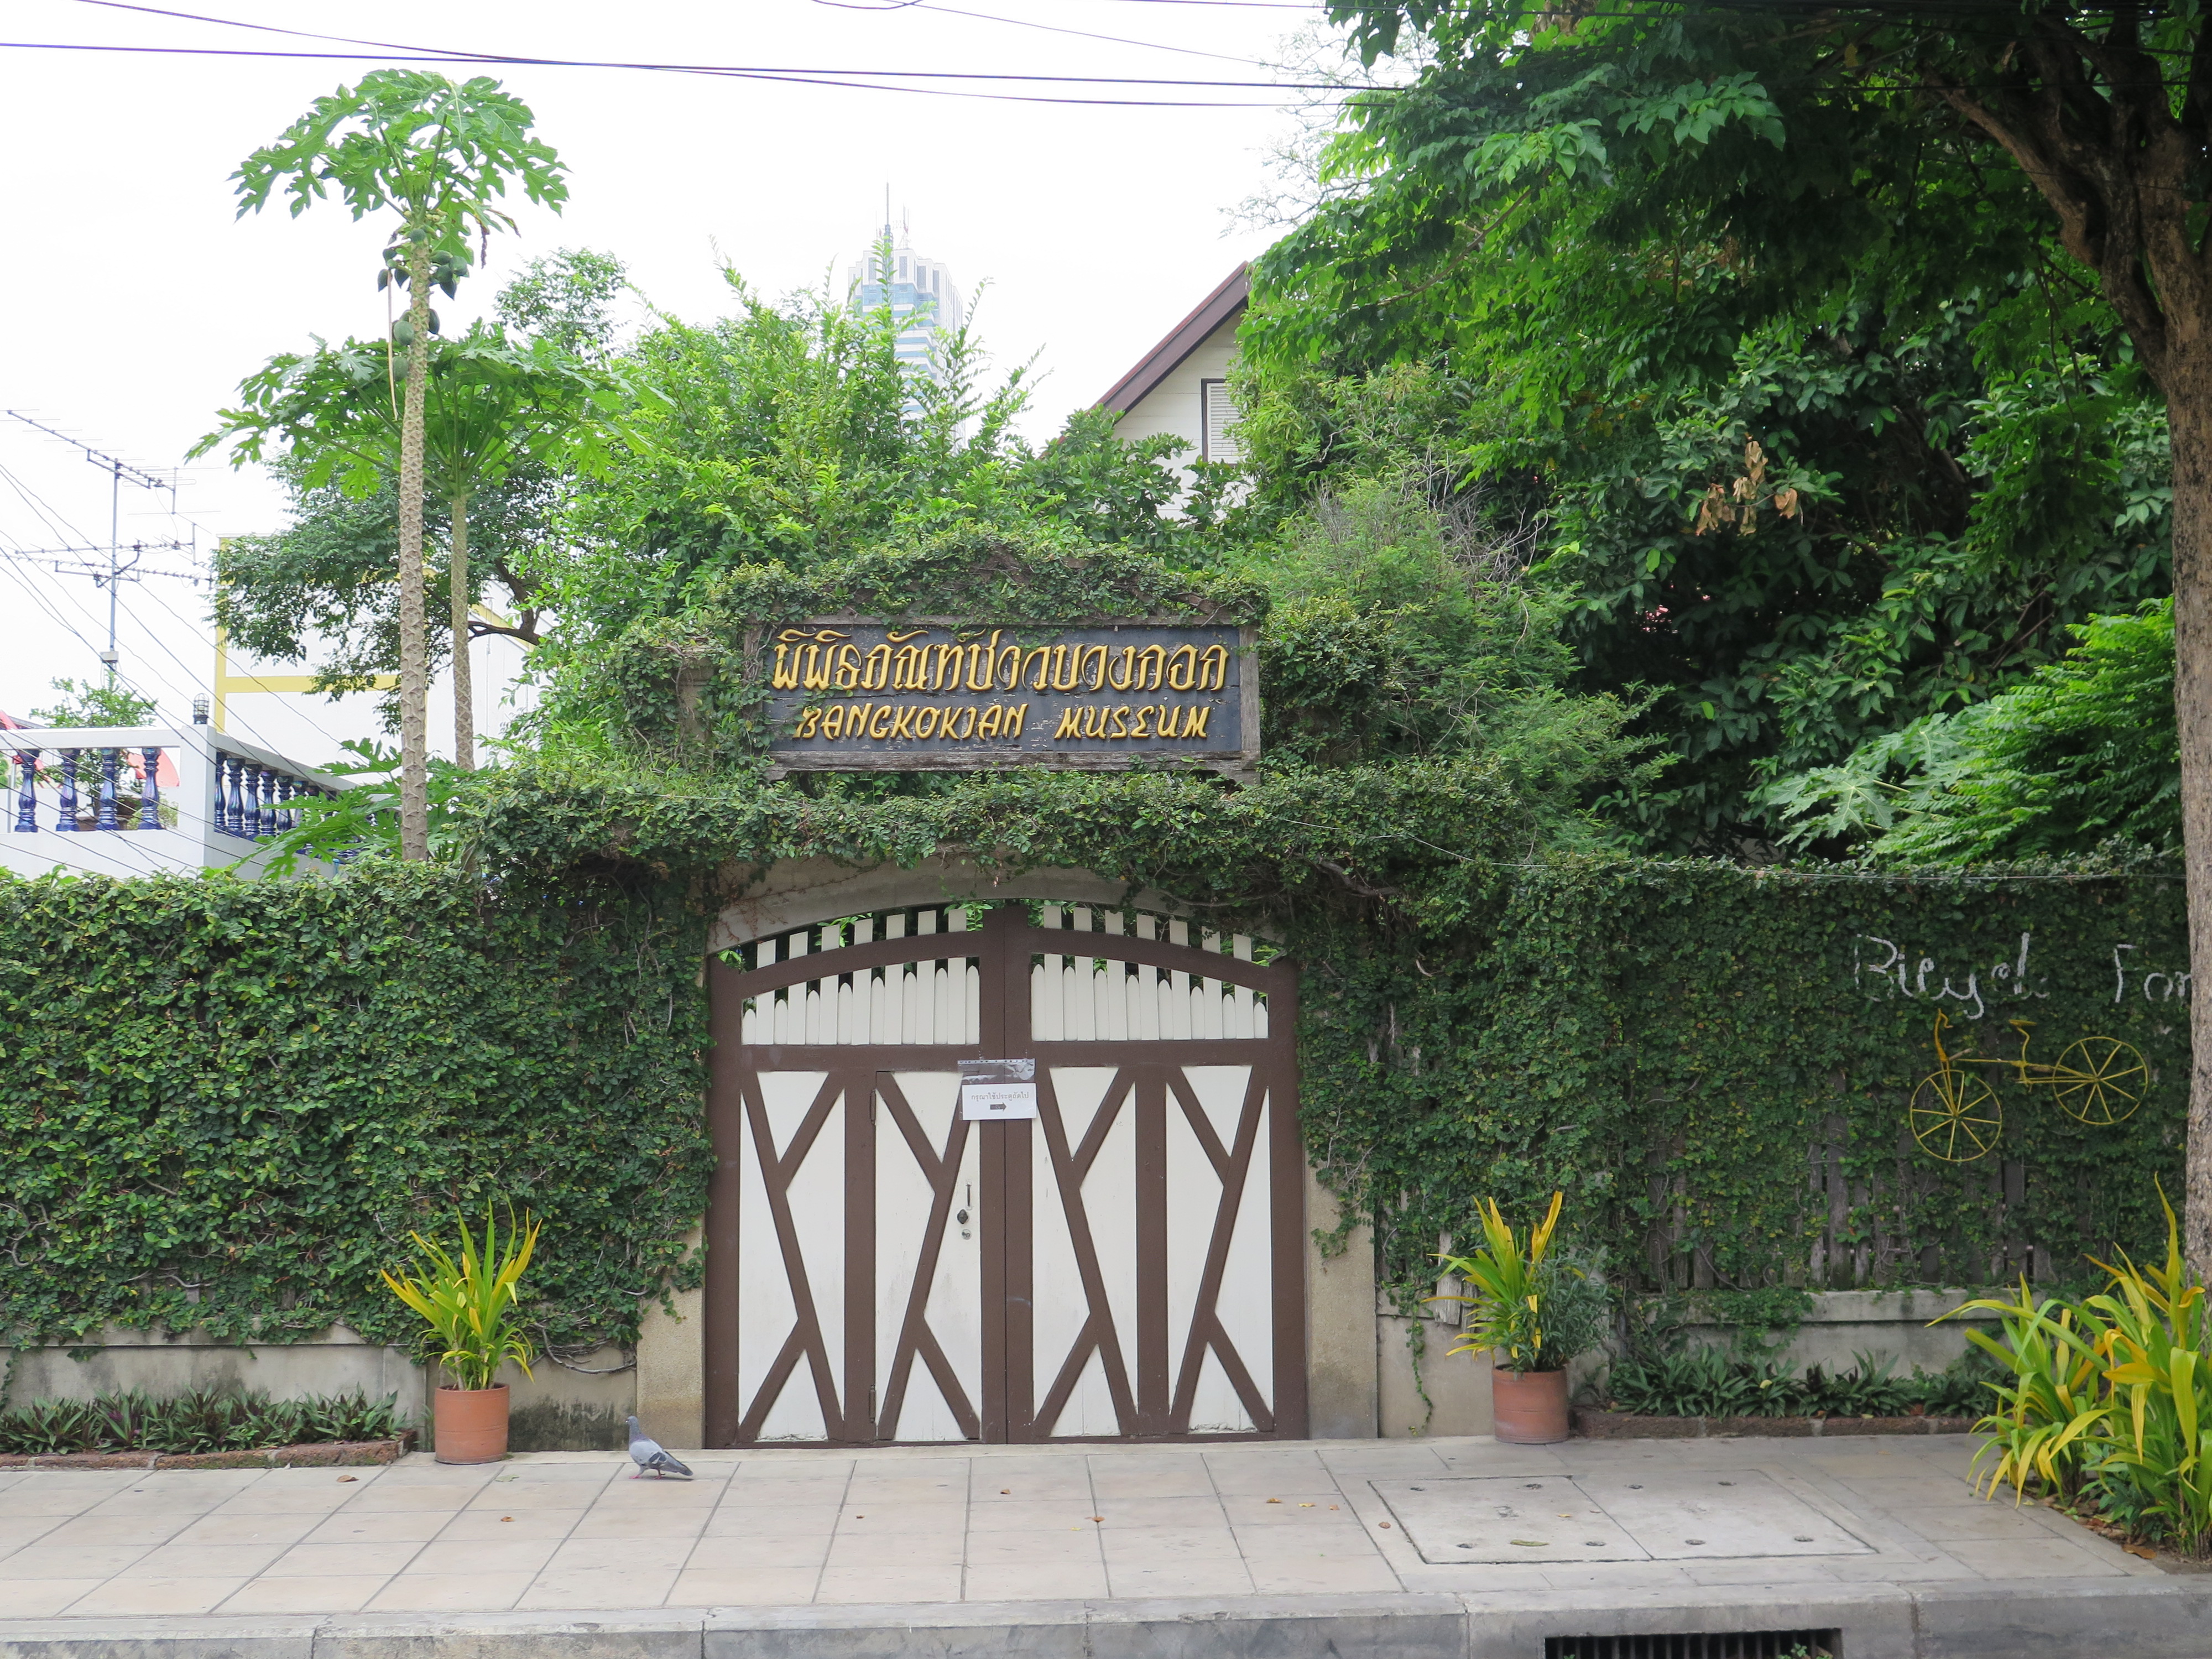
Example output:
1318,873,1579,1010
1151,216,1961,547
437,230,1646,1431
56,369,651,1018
1433,1191,1606,1443
381,1206,541,1464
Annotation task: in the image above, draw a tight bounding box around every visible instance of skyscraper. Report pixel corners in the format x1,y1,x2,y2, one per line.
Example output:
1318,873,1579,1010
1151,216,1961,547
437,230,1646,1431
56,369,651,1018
847,215,965,394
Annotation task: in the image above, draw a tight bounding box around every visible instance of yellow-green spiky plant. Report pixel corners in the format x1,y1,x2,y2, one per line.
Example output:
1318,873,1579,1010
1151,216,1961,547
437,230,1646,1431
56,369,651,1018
380,1206,541,1391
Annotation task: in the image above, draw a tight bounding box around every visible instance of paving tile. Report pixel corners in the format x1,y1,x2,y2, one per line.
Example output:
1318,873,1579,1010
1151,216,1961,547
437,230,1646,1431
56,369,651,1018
302,1508,454,1544
594,1475,728,1508
0,1516,65,1549
519,1566,681,1610
964,1498,1102,1532
1089,1494,1229,1529
0,1580,108,1618
218,1574,389,1614
1088,1465,1214,1500
682,1533,832,1571
824,1530,966,1569
345,1479,494,1512
1832,1475,1981,1508
1243,1555,1401,1595
1202,1453,1328,1495
1894,1504,2073,1541
124,1543,288,1579
206,1481,362,1516
1099,1526,1244,1564
165,1511,325,1547
1395,1564,1552,1592
700,1506,843,1539
363,1571,536,1613
823,1503,968,1537
84,1472,268,1510
813,1565,961,1604
671,1566,823,1605
32,1513,191,1548
962,1563,1109,1601
1103,1560,1256,1598
1537,1563,1696,1591
1221,1494,1364,1527
567,1506,711,1541
61,1575,246,1616
390,1536,560,1575
438,1508,587,1542
1937,1537,2128,1577
4,1474,140,1514
544,1537,697,1574
0,1545,154,1582
263,1540,426,1577
961,1531,1102,1566
969,1462,1093,1501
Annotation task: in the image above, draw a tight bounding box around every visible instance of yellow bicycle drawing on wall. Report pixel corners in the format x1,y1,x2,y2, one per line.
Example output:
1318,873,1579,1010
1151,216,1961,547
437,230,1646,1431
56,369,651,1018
1910,1010,2148,1162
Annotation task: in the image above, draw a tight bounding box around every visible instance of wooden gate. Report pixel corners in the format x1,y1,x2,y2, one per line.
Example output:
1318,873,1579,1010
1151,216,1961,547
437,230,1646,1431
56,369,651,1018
703,902,1305,1446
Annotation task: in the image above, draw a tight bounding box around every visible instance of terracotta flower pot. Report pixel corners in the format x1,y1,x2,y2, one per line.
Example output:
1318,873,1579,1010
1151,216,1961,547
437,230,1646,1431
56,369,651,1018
432,1383,510,1464
1491,1365,1571,1444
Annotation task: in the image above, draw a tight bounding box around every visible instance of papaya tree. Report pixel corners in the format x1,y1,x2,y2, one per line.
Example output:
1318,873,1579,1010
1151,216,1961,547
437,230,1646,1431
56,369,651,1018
232,73,566,845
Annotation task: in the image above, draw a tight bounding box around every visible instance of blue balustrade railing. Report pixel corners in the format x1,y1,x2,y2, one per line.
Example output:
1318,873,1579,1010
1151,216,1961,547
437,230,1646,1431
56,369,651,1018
7,739,330,841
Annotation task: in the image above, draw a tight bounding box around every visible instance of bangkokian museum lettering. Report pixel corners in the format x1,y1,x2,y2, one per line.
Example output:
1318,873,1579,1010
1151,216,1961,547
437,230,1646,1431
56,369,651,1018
762,620,1259,773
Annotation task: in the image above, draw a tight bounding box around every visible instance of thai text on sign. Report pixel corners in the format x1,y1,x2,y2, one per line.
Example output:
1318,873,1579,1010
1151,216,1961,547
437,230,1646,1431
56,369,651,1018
763,620,1256,771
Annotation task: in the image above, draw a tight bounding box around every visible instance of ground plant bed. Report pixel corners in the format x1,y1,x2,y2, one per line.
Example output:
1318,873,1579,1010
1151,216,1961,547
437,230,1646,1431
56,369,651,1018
1574,1407,1976,1439
0,1434,413,1470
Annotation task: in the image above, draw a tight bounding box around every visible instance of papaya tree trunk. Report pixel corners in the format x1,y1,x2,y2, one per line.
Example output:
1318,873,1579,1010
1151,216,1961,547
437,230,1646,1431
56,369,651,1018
395,238,434,860
449,490,474,772
2171,385,2212,1281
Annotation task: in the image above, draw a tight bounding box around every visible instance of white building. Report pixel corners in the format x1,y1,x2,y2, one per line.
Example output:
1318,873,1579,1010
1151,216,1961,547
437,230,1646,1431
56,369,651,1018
1099,263,1249,484
847,218,966,393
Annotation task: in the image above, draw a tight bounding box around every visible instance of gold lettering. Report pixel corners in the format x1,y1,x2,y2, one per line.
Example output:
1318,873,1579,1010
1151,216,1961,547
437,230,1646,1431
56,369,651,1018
868,704,895,739
1050,645,1081,692
1135,645,1166,691
801,644,830,690
991,635,1022,688
1129,704,1154,739
977,703,1004,739
930,643,964,692
893,645,927,690
1007,702,1027,737
1198,644,1229,691
772,643,799,690
1109,706,1130,739
1107,646,1137,691
822,705,846,740
966,632,1001,691
1157,705,1182,738
832,644,862,690
1053,706,1081,739
1024,646,1054,690
1079,706,1106,739
860,644,893,690
1166,645,1198,691
794,707,822,738
948,706,976,741
912,707,940,739
1185,706,1212,739
1079,645,1108,690
890,705,917,740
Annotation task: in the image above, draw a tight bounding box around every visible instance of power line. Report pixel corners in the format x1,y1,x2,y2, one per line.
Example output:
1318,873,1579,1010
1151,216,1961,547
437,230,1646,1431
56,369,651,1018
815,0,1280,64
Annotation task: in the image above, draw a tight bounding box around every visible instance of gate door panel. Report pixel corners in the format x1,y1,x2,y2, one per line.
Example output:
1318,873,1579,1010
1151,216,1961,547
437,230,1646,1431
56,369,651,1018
707,902,1302,1446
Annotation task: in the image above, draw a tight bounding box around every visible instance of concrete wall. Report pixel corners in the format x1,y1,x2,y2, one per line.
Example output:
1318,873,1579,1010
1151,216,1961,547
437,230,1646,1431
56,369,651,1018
1667,1287,2005,1374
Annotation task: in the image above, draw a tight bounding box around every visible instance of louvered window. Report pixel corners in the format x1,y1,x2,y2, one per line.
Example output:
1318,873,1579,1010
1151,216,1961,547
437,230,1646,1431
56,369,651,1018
1201,378,1242,463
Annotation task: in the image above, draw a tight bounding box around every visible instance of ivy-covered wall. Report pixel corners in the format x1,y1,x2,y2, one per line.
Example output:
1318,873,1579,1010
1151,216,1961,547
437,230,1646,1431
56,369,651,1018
1297,861,2190,1309
0,867,710,1351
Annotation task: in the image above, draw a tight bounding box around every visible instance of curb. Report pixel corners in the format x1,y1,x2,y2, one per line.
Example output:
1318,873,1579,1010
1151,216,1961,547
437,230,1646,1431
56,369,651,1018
1572,1410,1976,1439
1,1578,2205,1659
0,1436,412,1472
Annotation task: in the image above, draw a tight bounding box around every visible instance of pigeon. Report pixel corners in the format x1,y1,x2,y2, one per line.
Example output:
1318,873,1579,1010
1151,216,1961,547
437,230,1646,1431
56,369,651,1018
624,1415,695,1480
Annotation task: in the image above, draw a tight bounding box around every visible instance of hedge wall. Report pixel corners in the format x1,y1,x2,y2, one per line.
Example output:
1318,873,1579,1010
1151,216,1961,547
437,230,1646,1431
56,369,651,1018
0,866,709,1351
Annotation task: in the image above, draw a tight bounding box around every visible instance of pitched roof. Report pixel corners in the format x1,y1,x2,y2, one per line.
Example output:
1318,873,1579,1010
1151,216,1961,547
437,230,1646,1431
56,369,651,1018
1097,264,1250,416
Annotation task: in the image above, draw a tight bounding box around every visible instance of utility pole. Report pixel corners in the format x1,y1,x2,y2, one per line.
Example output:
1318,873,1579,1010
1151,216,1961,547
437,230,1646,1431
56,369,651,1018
5,411,176,684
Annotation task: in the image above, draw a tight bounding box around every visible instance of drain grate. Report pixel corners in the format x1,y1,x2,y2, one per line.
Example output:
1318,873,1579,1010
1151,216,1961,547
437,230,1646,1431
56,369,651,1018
1545,1631,1838,1659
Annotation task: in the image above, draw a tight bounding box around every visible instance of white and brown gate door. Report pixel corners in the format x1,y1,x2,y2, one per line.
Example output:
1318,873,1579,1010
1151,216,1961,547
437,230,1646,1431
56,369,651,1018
705,902,1305,1446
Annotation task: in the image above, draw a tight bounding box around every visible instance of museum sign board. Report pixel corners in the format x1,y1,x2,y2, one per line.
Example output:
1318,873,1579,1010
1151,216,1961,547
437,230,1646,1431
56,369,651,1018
763,619,1258,773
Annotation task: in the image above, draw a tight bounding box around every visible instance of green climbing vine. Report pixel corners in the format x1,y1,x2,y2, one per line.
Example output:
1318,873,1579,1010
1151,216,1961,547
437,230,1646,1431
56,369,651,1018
0,865,710,1352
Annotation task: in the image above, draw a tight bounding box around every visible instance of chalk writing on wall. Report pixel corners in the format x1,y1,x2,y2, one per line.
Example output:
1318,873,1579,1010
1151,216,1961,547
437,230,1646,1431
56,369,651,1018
1853,932,2189,1017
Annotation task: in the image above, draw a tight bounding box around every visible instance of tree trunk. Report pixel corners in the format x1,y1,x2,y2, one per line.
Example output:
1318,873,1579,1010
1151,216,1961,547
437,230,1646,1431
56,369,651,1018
449,491,474,772
395,239,434,861
2172,382,2212,1282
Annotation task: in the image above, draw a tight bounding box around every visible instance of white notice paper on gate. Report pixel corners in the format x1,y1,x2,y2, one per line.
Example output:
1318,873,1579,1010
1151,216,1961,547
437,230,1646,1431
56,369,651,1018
961,1082,1038,1120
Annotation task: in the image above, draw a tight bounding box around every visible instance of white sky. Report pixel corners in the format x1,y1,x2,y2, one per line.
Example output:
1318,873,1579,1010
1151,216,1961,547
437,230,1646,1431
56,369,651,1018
0,0,1329,767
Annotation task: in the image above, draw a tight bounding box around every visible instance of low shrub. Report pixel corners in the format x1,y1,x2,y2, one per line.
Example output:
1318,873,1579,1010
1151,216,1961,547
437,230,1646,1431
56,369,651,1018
1599,1345,2003,1420
0,1386,406,1455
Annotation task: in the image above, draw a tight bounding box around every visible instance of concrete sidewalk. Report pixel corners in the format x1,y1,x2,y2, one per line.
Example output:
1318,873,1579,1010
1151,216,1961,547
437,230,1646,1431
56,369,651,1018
0,1433,2201,1657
